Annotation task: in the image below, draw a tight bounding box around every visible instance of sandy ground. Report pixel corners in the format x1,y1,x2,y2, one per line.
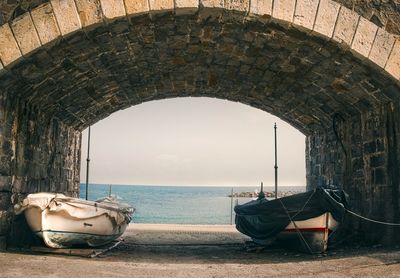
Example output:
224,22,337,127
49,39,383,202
1,223,400,278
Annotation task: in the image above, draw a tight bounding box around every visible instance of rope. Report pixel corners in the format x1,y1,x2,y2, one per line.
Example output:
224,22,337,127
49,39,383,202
291,190,316,219
324,190,400,226
346,209,400,226
277,197,316,254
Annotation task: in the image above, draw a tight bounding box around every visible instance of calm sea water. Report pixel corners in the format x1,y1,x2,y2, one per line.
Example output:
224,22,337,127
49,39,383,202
80,184,305,224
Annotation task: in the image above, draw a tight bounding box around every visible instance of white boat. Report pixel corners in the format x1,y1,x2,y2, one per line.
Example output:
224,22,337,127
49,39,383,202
14,192,134,248
276,212,338,253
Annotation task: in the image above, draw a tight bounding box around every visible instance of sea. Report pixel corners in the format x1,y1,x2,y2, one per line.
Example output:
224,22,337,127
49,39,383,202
80,184,306,225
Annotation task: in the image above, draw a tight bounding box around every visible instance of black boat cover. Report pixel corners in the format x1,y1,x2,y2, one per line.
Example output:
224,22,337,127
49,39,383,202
234,187,349,240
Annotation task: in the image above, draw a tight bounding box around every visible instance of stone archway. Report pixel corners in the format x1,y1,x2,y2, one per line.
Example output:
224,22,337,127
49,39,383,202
0,0,399,248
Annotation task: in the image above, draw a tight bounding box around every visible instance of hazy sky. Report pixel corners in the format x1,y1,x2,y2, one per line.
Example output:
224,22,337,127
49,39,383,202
80,97,306,187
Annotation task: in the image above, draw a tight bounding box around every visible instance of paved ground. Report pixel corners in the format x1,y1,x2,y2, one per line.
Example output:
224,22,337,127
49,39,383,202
1,224,400,277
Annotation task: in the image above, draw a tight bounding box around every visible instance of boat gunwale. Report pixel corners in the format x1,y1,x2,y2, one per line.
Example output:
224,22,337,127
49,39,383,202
52,197,134,215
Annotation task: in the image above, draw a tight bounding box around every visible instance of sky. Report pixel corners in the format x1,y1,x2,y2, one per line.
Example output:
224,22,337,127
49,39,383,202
80,97,306,187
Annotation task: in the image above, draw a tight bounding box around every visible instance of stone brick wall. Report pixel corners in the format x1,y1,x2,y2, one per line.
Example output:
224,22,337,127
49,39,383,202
306,102,400,244
0,0,398,248
0,0,399,35
335,0,400,35
0,94,80,249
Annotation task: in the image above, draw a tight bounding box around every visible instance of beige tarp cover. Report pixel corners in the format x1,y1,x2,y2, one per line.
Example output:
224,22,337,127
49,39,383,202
15,193,133,225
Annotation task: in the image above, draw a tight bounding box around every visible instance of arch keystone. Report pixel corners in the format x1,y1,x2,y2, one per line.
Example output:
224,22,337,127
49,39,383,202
200,0,224,9
369,28,396,68
351,17,378,58
385,39,400,80
249,0,272,17
0,24,22,66
75,0,104,27
149,0,174,12
224,0,249,12
51,0,82,36
273,0,296,23
333,6,359,45
10,13,41,56
31,3,61,45
100,0,126,19
175,0,199,15
313,0,340,38
124,0,150,15
293,0,319,30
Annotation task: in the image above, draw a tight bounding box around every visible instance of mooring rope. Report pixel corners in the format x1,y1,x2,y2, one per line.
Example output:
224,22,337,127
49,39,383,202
346,209,400,226
278,197,316,254
325,191,400,226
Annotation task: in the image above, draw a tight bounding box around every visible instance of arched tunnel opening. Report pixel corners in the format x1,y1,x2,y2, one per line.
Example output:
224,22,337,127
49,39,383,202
0,0,399,250
77,97,306,225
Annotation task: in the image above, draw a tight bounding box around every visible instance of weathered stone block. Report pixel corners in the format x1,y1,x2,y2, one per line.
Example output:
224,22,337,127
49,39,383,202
351,17,378,58
31,3,61,45
100,0,126,19
0,176,12,191
372,167,386,184
200,0,223,8
249,0,272,16
369,28,396,68
370,155,385,167
124,0,150,15
224,0,249,12
149,0,174,11
272,0,296,22
75,0,104,27
333,6,359,45
385,39,400,80
293,0,319,30
313,0,340,38
175,0,199,14
0,211,11,235
0,192,11,211
51,0,82,36
12,177,29,194
0,236,6,250
10,13,41,56
0,24,22,66
0,155,12,176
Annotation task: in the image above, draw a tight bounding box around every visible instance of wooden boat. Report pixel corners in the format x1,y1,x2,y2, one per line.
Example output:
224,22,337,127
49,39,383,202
276,212,337,253
235,188,349,253
15,192,134,248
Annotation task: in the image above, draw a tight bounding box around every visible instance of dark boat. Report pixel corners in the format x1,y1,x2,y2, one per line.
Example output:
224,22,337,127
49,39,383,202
234,187,349,253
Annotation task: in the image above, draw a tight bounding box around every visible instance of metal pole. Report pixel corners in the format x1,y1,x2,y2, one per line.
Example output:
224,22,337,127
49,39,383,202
274,123,278,199
85,126,91,200
230,187,233,225
109,184,112,197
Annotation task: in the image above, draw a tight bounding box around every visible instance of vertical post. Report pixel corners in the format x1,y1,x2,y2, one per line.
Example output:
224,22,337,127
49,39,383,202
109,184,112,197
274,123,278,199
85,126,91,200
230,187,233,225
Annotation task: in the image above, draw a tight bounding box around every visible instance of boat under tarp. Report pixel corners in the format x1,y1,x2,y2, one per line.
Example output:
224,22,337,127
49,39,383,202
234,187,349,253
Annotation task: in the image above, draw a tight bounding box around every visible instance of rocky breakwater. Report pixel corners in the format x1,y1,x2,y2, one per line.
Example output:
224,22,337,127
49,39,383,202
228,191,301,198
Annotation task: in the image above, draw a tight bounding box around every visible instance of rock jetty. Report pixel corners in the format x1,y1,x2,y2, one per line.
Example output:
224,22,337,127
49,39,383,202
228,191,299,198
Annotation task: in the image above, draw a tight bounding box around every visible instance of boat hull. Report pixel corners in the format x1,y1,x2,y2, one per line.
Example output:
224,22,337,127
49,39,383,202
16,193,133,248
253,213,337,253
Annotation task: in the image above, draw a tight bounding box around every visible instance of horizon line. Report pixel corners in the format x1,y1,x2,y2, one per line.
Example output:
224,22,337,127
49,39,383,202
79,182,305,187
